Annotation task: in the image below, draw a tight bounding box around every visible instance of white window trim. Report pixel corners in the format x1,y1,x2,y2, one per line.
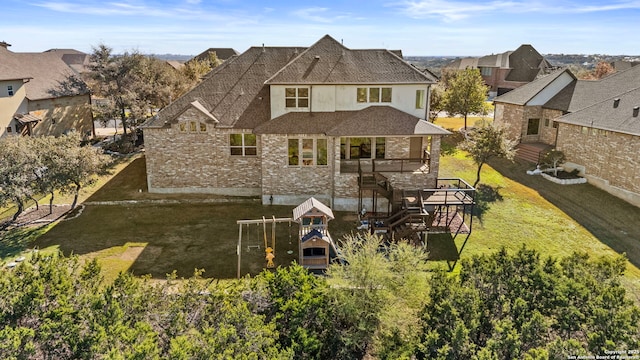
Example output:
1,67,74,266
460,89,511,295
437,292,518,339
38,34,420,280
285,87,309,109
230,133,257,156
288,138,328,167
357,87,392,103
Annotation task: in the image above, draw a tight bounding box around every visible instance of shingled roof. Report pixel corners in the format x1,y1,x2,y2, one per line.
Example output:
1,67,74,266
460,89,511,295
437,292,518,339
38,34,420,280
493,68,575,106
145,35,437,130
556,87,640,136
254,106,451,136
144,46,305,128
265,35,436,84
0,46,89,100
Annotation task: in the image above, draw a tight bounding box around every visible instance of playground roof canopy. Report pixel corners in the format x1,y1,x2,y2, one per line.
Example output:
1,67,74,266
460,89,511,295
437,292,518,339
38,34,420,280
293,197,335,221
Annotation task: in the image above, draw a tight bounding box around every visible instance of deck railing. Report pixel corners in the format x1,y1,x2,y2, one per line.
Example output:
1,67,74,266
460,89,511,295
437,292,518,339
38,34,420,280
341,155,430,174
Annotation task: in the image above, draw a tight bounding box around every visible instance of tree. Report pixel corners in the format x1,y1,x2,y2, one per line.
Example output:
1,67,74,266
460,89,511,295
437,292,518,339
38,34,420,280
577,61,615,80
540,149,566,176
0,137,34,226
459,124,516,187
428,84,445,122
416,247,640,359
54,133,109,209
443,68,489,130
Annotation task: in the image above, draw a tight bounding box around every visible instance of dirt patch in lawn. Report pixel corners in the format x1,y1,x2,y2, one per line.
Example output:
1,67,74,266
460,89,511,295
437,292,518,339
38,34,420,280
2,205,72,228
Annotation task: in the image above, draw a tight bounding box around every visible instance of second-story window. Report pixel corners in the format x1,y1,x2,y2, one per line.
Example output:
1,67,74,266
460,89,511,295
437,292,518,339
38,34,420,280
7,85,14,96
416,89,425,109
357,87,392,103
285,87,309,108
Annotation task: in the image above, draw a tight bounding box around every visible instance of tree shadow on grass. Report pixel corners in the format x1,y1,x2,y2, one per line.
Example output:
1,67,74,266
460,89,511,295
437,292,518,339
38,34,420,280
0,226,50,260
488,157,640,269
469,184,504,224
440,129,464,156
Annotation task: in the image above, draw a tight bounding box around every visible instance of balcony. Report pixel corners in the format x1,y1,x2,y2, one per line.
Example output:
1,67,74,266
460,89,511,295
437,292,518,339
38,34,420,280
340,156,430,174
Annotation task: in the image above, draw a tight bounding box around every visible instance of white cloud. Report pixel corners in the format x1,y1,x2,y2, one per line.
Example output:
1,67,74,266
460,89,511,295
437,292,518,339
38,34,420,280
292,7,350,23
392,0,640,21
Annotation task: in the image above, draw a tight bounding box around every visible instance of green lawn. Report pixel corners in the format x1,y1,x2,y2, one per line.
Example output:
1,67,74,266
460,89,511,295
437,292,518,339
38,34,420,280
3,131,640,300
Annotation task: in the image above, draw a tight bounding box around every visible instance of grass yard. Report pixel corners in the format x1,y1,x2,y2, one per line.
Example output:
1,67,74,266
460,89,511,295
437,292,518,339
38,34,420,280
25,156,358,282
3,124,640,301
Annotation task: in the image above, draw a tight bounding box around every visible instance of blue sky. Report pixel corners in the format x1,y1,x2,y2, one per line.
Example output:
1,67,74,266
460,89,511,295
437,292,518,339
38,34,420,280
2,0,639,56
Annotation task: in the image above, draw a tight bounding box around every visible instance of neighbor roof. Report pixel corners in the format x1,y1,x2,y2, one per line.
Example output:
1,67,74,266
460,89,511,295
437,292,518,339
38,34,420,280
254,106,451,136
190,48,239,63
504,45,547,82
493,68,575,106
265,35,436,84
555,87,640,136
0,46,89,100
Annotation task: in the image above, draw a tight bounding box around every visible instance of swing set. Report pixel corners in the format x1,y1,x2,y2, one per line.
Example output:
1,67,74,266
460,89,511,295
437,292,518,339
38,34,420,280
236,216,293,278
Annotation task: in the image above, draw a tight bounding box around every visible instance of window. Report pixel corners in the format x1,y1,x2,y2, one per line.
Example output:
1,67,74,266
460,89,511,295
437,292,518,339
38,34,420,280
230,134,257,156
544,118,550,127
303,247,326,256
340,137,385,159
6,126,12,133
526,118,540,135
357,88,367,103
416,89,425,109
480,67,492,76
357,87,392,103
552,121,558,129
288,138,327,166
581,126,588,134
285,87,309,108
7,85,13,96
179,121,207,133
592,128,599,136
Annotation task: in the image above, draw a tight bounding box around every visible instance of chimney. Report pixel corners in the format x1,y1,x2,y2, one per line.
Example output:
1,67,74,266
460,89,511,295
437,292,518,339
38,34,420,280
0,41,11,49
633,106,639,117
613,98,620,108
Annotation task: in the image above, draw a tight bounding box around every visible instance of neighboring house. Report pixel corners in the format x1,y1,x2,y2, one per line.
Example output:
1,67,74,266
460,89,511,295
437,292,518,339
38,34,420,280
445,44,556,98
44,48,92,75
143,35,450,211
188,47,239,64
0,42,93,138
493,65,640,207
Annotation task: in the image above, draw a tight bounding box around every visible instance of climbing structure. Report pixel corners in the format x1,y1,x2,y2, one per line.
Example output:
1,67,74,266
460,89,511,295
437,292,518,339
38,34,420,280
361,175,475,270
292,197,338,271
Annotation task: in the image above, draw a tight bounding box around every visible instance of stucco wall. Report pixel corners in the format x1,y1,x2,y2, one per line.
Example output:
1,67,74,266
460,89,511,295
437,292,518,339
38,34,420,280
29,94,93,137
270,84,429,119
557,123,640,207
0,80,29,136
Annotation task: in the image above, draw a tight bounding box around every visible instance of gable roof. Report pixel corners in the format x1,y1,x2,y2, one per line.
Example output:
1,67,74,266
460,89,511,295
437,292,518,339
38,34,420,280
556,87,640,136
504,44,548,82
144,46,305,128
493,68,575,106
145,35,437,131
0,47,89,100
190,48,239,63
265,35,436,84
293,197,334,221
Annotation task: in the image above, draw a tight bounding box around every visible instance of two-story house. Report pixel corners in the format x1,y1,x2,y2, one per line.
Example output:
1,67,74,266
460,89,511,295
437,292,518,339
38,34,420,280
445,44,556,98
0,42,93,138
142,35,451,211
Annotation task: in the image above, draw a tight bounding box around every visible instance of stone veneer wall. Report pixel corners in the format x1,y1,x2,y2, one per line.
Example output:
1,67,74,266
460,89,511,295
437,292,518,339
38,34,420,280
145,108,261,195
30,94,93,137
261,134,334,206
557,123,640,207
494,103,524,142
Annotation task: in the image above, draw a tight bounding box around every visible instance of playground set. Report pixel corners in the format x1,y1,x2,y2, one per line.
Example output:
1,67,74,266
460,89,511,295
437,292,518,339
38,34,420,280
236,173,475,275
236,197,339,278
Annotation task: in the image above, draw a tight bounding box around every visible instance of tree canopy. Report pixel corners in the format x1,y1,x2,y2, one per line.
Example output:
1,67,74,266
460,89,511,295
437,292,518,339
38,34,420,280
459,124,516,187
443,68,489,130
0,236,637,359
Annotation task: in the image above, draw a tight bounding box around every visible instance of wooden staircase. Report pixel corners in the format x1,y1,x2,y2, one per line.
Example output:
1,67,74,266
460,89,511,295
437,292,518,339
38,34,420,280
515,143,552,164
